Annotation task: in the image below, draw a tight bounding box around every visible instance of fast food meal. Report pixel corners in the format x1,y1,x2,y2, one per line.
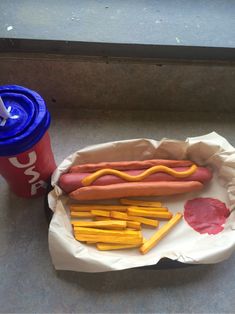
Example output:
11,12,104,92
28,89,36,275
58,159,229,255
48,132,235,273
59,159,212,200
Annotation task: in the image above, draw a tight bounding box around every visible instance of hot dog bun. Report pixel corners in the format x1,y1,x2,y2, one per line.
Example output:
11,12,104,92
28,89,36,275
70,159,194,173
69,181,203,201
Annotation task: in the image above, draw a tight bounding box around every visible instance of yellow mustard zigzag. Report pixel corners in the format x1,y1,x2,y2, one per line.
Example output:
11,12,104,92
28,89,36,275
82,164,197,186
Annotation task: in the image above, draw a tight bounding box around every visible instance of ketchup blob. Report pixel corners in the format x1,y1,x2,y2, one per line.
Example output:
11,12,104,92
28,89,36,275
184,197,230,235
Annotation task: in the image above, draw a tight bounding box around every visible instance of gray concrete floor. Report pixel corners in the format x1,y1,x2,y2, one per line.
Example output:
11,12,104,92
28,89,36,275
1,109,235,313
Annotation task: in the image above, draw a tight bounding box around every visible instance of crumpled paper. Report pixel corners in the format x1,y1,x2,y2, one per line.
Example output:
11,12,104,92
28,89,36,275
48,132,235,272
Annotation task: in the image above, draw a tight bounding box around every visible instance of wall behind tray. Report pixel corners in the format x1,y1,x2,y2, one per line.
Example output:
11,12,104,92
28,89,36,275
0,54,234,113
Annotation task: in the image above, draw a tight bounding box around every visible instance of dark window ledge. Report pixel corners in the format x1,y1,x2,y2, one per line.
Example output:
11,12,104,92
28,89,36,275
0,0,235,61
1,38,235,62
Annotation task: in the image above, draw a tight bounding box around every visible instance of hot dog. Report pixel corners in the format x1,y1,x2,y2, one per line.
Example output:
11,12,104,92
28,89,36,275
58,159,212,200
59,166,212,194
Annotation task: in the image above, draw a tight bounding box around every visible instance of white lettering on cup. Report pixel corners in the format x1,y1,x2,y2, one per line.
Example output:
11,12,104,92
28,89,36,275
9,151,37,168
31,180,47,195
24,166,40,183
9,151,47,196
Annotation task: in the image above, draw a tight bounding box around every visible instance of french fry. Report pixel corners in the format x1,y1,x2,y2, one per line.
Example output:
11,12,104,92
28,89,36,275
110,211,129,220
74,226,141,238
75,234,143,245
70,211,93,218
128,206,168,212
94,216,111,221
94,216,141,230
120,198,162,207
140,212,183,254
90,237,146,246
71,220,127,229
128,208,173,219
70,204,128,211
110,211,159,228
90,210,110,217
126,221,141,230
126,216,159,228
97,243,141,250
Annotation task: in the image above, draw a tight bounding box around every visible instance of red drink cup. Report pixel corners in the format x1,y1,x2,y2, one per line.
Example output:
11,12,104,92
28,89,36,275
0,85,56,198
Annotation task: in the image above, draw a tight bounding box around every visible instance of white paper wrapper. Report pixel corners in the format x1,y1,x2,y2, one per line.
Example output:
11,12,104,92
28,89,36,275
48,132,235,272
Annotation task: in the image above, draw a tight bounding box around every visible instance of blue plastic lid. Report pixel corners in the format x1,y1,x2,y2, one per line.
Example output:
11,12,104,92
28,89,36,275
0,85,50,157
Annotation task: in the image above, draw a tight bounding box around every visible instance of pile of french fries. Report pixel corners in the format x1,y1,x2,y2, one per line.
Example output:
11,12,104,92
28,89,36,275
70,198,182,254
